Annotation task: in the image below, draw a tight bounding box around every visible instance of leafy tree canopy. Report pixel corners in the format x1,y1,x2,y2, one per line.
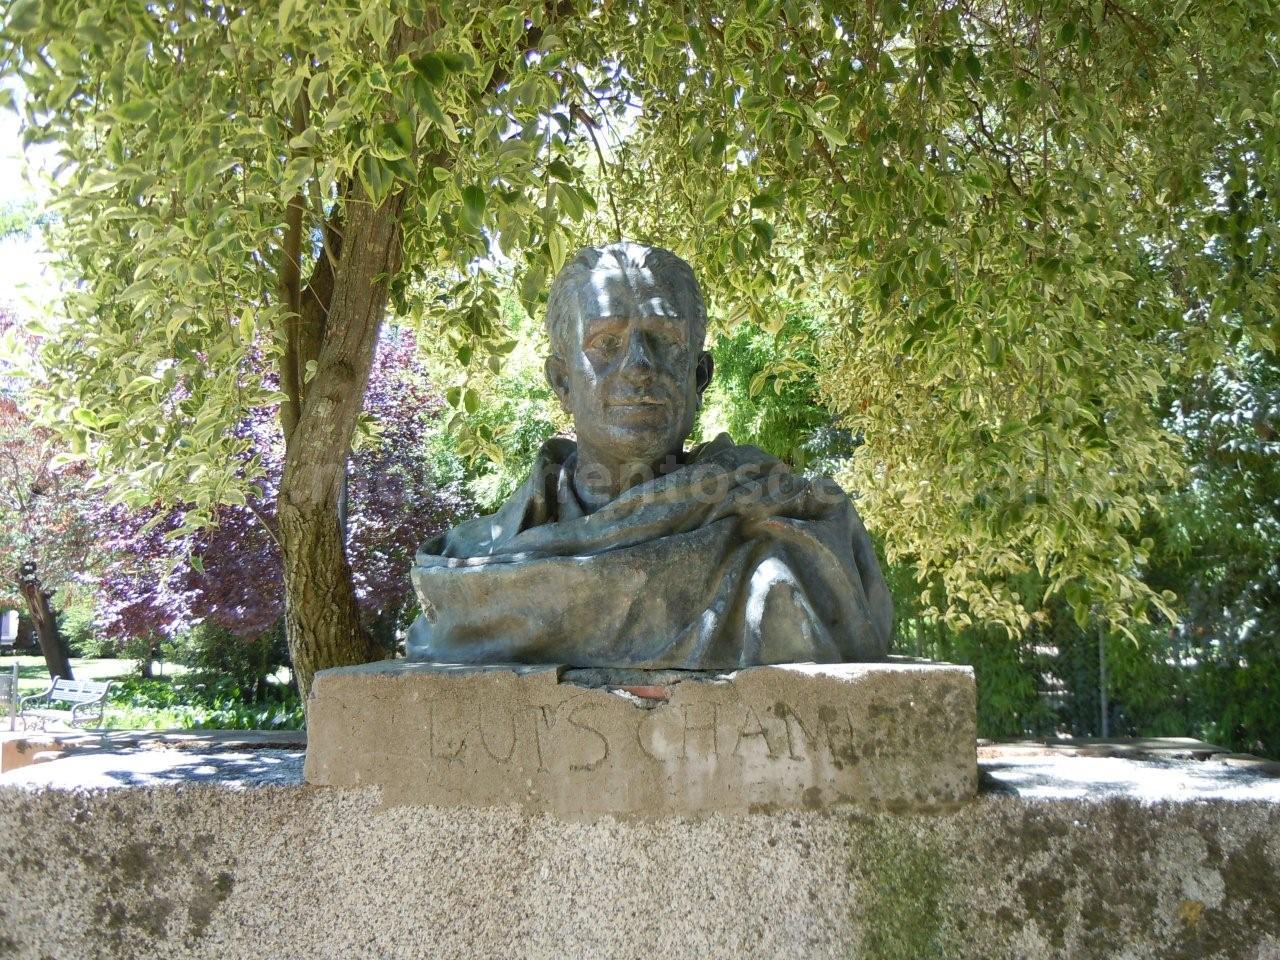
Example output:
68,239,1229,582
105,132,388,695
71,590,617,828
605,0,1279,635
2,0,1277,653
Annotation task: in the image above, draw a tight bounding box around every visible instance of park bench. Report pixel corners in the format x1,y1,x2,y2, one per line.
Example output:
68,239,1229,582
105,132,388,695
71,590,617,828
18,677,113,731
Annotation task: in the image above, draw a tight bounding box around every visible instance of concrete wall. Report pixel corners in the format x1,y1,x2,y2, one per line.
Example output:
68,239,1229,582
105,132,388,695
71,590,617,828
1,750,1278,960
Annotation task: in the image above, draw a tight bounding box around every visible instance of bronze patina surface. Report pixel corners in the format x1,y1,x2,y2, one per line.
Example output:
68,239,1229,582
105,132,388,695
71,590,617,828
408,243,892,668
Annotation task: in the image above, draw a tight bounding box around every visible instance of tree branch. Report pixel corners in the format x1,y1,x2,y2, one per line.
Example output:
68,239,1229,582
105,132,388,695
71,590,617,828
279,94,308,440
298,182,345,380
246,499,284,553
572,102,624,242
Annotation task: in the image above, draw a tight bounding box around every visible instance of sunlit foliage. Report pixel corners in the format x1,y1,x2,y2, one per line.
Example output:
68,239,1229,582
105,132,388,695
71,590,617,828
3,0,1276,653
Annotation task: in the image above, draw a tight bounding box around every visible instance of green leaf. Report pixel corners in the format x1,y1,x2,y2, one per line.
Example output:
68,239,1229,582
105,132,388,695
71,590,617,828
547,229,567,273
703,198,732,223
307,71,328,104
277,0,301,30
461,184,486,227
749,219,774,248
116,100,157,123
1073,602,1090,630
4,0,42,33
520,263,546,313
681,24,707,59
424,187,446,224
413,53,447,85
359,153,392,205
547,159,575,180
390,118,414,151
554,182,584,221
437,112,460,143
982,330,1003,366
414,79,446,125
964,48,982,81
281,156,313,196
437,52,473,73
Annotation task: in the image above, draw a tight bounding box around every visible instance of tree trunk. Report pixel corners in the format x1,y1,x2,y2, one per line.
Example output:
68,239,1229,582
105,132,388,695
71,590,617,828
16,611,36,651
279,497,378,700
138,638,155,679
277,182,409,700
272,12,564,701
16,561,73,681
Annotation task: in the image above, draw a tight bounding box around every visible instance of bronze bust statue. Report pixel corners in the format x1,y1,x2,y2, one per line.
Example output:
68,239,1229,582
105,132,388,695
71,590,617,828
407,243,892,669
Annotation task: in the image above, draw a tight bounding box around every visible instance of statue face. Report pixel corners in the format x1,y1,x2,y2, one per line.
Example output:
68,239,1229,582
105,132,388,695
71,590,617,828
546,260,712,469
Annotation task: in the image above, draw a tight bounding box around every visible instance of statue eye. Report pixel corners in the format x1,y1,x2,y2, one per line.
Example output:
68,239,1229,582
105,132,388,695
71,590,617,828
592,333,621,353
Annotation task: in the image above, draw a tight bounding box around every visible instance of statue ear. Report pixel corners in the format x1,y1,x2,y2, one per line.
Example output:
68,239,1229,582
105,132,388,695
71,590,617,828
545,355,573,413
695,350,714,403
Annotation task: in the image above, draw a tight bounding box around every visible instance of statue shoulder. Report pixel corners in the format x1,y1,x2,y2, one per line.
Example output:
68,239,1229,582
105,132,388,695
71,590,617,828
690,432,782,470
695,434,857,507
417,436,576,560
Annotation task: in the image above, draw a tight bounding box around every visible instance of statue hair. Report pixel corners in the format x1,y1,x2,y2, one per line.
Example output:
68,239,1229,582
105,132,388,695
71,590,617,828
543,242,708,360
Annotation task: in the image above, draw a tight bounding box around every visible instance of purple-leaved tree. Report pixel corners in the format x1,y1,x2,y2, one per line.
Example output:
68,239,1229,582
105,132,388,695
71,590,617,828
93,326,468,676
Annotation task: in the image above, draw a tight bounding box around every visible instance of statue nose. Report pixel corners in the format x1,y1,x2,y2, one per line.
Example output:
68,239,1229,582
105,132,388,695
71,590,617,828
619,329,656,380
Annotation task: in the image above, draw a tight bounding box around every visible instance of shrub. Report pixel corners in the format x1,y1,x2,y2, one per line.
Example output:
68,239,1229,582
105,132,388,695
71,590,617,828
106,675,303,730
162,621,291,700
59,592,119,659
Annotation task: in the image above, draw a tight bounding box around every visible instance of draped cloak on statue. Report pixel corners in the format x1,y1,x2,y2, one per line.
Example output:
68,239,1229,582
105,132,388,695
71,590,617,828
407,434,893,669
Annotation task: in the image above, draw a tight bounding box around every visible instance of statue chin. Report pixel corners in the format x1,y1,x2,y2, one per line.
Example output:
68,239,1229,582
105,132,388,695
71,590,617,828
579,418,688,470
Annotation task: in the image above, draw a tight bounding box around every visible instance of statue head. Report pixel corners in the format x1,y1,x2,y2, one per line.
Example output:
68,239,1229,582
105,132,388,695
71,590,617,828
544,243,714,469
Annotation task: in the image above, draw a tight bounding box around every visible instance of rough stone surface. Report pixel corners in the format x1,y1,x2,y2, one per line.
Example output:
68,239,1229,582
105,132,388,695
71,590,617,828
304,659,977,814
1,753,1278,960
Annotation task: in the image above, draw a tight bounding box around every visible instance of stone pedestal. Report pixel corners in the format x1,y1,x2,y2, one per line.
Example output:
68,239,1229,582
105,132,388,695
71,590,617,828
304,659,976,816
